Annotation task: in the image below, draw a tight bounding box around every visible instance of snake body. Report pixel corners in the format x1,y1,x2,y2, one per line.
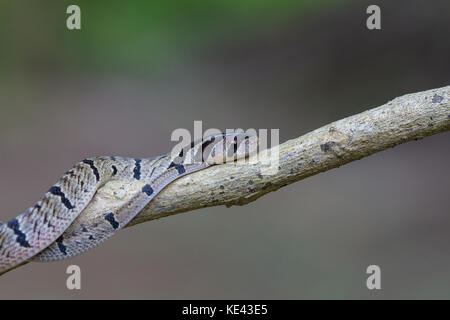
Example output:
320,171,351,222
0,132,257,274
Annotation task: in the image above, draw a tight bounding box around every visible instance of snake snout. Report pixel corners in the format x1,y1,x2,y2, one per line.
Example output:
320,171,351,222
205,132,258,165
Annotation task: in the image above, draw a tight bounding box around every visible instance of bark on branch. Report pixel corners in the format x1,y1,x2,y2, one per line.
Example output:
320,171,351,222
82,86,449,229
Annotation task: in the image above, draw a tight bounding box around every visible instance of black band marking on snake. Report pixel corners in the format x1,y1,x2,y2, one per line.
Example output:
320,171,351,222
142,184,154,196
199,137,216,161
7,219,31,248
167,162,186,174
104,213,119,230
48,186,75,210
82,159,100,182
56,236,67,255
133,159,142,180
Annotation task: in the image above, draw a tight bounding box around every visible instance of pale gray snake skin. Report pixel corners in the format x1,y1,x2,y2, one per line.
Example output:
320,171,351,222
0,132,257,275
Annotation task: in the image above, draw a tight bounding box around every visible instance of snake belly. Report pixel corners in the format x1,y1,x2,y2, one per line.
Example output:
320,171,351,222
0,132,256,273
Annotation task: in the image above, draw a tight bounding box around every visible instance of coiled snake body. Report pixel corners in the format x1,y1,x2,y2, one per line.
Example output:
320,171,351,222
0,132,257,274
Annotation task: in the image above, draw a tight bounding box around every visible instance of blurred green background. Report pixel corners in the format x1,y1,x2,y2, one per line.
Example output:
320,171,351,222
0,0,449,299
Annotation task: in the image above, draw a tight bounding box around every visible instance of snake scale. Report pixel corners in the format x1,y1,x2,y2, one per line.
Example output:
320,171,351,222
0,132,258,275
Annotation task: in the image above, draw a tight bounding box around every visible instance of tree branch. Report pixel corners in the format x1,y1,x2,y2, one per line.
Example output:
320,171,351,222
79,86,450,228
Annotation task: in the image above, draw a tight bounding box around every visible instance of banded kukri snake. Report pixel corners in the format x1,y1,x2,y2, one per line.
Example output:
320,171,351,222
0,132,258,275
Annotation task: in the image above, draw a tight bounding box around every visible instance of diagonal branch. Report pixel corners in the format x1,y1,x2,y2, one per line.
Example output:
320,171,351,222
84,85,449,228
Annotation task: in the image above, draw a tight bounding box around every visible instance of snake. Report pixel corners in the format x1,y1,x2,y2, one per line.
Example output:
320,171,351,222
0,132,258,275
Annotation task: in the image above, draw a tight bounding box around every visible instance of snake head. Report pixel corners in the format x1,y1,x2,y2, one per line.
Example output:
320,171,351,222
203,132,258,165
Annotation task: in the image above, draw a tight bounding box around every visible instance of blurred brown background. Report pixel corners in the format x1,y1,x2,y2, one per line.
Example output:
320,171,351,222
0,0,449,299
